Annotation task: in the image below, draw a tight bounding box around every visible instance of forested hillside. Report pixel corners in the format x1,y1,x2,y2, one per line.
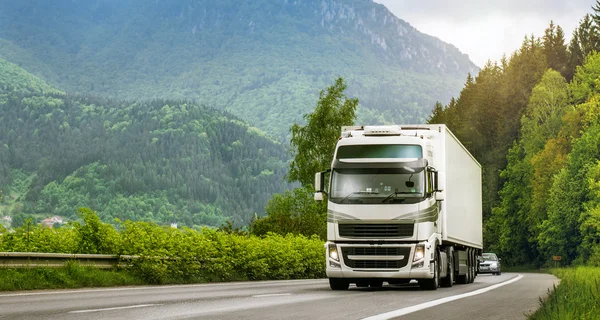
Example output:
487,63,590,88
429,12,600,267
0,0,477,139
0,58,290,228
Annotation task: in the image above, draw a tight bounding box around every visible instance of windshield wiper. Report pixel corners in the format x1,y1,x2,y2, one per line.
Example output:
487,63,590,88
381,191,414,203
340,191,379,203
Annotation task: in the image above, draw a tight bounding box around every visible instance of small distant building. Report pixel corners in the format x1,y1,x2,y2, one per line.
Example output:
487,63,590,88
171,222,178,229
2,216,11,223
50,216,63,224
41,218,55,228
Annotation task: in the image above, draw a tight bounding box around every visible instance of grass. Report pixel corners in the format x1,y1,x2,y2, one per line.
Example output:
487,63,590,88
528,267,600,320
0,261,145,291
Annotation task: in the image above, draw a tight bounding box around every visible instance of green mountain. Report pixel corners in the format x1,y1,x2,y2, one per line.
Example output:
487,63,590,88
0,58,290,227
0,0,478,139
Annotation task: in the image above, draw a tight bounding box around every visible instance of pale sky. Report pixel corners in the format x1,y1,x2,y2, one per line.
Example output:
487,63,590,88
374,0,596,67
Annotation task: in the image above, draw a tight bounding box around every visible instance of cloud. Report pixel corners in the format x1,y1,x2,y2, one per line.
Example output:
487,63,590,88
374,0,595,66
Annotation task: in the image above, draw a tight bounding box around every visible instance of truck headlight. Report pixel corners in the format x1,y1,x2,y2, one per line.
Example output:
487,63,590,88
328,243,339,261
414,244,425,261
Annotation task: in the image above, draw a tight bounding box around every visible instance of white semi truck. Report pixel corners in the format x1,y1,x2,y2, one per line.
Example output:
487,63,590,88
314,124,482,290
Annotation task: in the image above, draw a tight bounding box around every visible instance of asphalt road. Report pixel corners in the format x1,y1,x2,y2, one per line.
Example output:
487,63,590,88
0,273,558,320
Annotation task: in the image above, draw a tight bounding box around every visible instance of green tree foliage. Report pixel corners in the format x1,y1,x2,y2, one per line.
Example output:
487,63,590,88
488,69,570,265
250,187,326,240
288,77,358,187
74,208,120,254
540,123,600,263
567,14,600,81
0,59,291,228
570,52,600,104
542,21,569,78
520,70,570,156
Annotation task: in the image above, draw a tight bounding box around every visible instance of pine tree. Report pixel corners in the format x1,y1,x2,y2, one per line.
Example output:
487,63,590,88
567,14,600,81
542,21,569,78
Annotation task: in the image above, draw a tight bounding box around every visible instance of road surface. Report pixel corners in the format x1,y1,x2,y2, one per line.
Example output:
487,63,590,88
0,273,558,320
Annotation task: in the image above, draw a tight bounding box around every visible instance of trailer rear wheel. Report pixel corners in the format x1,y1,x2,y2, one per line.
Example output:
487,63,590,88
467,249,474,284
329,278,349,291
456,250,468,284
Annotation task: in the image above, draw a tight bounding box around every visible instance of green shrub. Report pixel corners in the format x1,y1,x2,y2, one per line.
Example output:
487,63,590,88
0,208,326,287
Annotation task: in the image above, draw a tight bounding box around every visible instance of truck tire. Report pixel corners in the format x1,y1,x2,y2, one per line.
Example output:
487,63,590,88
419,251,439,290
329,278,349,291
440,247,454,287
467,249,474,284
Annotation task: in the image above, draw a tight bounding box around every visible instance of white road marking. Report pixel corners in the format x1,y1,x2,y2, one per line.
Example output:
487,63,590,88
68,304,161,313
252,293,293,298
0,279,324,297
361,274,525,320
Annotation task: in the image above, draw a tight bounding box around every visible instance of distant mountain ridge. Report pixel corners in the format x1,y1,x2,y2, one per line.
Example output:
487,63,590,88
0,0,478,139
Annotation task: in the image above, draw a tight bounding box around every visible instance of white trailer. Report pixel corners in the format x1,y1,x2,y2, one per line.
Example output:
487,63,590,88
314,124,482,290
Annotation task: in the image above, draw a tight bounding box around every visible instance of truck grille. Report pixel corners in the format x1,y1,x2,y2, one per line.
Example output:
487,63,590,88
338,224,414,238
341,247,411,269
343,247,403,256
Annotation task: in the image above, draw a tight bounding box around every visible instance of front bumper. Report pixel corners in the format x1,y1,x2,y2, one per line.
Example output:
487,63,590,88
326,242,435,280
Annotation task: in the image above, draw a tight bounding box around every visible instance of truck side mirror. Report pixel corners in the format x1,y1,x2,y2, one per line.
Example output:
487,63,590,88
314,170,330,201
315,172,324,192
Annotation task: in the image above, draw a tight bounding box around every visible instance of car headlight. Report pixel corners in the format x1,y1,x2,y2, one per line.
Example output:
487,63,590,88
328,243,339,262
491,262,497,268
414,244,425,261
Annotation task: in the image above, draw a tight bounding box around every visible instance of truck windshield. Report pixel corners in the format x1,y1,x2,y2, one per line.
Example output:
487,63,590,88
330,168,425,204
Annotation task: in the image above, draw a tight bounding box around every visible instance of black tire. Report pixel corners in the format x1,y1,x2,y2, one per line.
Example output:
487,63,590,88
329,278,349,291
468,249,475,284
498,270,502,275
465,249,472,284
419,251,440,290
440,247,454,288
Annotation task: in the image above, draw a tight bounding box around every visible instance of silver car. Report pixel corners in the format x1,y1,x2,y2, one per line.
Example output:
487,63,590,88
478,252,501,275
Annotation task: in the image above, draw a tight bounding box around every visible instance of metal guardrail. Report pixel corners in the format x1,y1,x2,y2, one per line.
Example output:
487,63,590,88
0,252,139,269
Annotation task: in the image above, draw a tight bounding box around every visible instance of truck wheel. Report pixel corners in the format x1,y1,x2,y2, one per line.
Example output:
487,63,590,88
456,250,467,284
440,247,454,287
468,249,474,283
419,251,439,290
329,278,349,291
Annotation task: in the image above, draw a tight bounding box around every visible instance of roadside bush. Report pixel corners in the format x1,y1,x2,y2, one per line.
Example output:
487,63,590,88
0,208,326,285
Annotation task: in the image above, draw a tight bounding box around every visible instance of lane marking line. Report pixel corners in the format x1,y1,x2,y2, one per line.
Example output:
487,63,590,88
252,293,293,298
362,274,524,320
68,304,161,313
0,279,324,298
